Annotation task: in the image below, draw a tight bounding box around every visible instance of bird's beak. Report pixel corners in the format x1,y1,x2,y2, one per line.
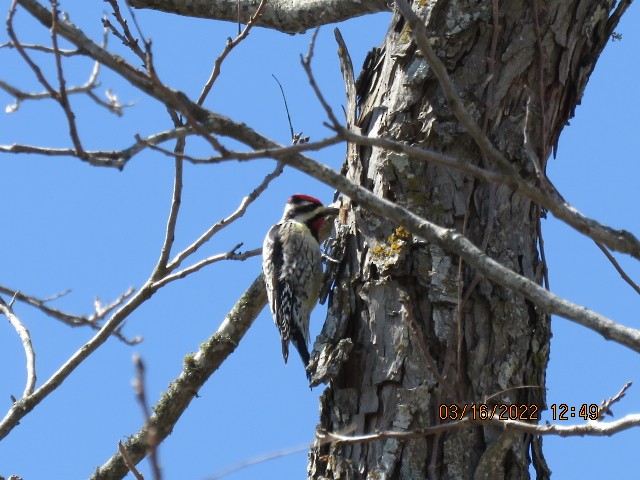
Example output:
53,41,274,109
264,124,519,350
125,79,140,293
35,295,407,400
322,206,340,217
317,206,340,242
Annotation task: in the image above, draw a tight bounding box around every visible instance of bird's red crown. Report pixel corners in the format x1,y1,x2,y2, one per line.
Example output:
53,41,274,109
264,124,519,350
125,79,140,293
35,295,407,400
289,194,323,206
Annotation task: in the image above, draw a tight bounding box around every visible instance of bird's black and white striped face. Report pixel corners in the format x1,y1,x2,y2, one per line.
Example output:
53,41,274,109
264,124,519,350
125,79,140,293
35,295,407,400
282,194,324,221
282,194,338,240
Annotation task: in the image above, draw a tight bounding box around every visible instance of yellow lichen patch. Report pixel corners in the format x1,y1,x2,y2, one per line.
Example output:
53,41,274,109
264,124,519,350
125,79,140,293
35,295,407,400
391,226,411,241
371,227,412,270
399,22,413,45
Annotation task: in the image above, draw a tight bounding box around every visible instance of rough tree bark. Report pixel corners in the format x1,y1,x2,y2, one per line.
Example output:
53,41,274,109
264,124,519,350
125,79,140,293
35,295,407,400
308,1,624,479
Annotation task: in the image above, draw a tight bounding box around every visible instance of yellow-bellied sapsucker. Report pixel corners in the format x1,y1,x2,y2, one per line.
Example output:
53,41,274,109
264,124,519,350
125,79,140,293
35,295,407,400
262,194,339,377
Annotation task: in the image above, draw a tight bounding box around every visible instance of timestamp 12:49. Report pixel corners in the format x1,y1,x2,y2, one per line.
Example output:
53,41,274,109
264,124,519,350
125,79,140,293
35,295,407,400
550,403,599,421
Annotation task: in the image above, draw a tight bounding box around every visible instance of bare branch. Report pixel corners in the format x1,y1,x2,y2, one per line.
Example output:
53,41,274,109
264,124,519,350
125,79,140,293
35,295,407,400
1,22,126,116
118,441,144,480
0,285,138,344
271,75,295,140
50,0,86,157
0,282,157,440
205,444,309,480
0,75,126,115
197,0,268,105
128,0,391,34
595,243,640,295
152,246,261,290
7,1,57,96
132,355,162,480
152,116,185,278
90,274,267,479
300,28,340,127
599,381,633,418
339,129,506,185
0,295,36,398
202,136,342,163
103,0,146,61
319,412,640,443
5,1,130,165
0,39,79,55
0,143,126,166
135,133,340,165
165,163,284,273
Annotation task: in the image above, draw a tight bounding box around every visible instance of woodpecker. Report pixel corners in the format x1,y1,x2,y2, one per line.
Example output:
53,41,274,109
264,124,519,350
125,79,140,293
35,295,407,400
262,194,339,376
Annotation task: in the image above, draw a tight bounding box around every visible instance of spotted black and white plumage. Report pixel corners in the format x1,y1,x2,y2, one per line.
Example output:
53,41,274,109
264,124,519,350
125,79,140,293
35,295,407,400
262,194,338,376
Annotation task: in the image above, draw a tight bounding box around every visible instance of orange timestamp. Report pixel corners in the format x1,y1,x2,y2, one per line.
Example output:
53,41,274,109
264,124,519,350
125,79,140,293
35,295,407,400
438,403,540,421
550,403,599,421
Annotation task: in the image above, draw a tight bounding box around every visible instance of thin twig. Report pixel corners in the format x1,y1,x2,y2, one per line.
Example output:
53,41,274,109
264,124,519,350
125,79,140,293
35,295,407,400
146,44,229,155
599,381,632,418
0,40,79,55
0,280,157,441
271,74,295,140
197,0,268,105
237,0,241,35
165,163,284,272
197,136,341,163
50,0,86,158
300,27,341,129
153,114,185,279
133,135,204,162
483,385,543,405
152,247,261,289
7,1,57,95
0,296,36,398
204,444,309,480
118,441,144,480
132,355,162,480
0,285,139,344
595,243,640,295
319,412,640,443
123,0,148,48
0,143,125,166
1,23,126,116
104,0,145,60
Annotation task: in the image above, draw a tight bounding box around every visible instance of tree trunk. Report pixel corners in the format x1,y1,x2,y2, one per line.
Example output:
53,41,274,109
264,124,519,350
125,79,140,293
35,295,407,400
310,1,621,478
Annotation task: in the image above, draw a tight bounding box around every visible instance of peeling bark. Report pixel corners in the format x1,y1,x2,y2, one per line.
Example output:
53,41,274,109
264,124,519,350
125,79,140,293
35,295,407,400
310,1,623,479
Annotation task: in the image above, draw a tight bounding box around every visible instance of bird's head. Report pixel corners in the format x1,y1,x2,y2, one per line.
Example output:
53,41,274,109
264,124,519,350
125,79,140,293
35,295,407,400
283,194,339,240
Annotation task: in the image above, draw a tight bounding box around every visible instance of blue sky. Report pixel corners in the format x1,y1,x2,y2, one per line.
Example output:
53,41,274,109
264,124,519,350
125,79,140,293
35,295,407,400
0,2,638,479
